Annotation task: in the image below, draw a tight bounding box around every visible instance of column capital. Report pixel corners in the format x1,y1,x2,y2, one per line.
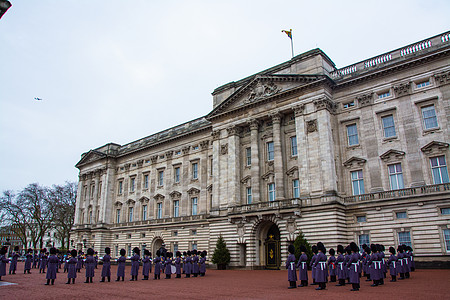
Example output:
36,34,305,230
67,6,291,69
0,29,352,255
227,125,241,136
211,130,221,140
292,104,305,117
269,111,282,124
248,119,260,131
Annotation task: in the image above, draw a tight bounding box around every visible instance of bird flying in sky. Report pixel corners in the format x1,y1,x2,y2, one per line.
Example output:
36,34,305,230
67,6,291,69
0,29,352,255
34,97,42,101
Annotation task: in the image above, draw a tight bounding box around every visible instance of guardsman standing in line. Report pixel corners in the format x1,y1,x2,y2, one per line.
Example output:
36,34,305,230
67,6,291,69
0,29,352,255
192,250,199,277
164,252,173,279
76,250,83,273
130,247,140,281
310,245,318,285
24,249,33,274
297,245,308,287
185,250,192,278
9,246,19,274
45,247,59,285
328,248,337,282
142,249,151,280
100,247,111,282
84,248,96,283
66,249,78,284
116,249,126,281
153,250,162,280
0,246,10,281
174,251,182,278
388,246,398,282
335,245,346,287
40,248,48,273
199,250,207,277
314,242,328,290
347,242,360,291
286,244,297,289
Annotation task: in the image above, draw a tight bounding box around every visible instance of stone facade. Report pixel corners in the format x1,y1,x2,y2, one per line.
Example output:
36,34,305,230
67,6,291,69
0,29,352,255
72,31,450,268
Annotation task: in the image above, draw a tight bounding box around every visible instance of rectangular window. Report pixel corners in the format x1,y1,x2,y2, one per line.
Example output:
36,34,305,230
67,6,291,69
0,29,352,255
351,170,365,195
430,156,449,184
89,211,92,224
192,162,198,179
116,209,121,223
115,245,119,257
173,243,179,253
382,115,396,138
358,234,370,249
173,231,178,237
192,242,197,250
143,175,149,189
192,197,198,215
343,101,355,109
210,158,213,175
128,207,133,222
422,105,438,130
118,181,123,194
290,136,298,156
267,142,274,161
357,215,367,223
346,124,359,146
157,203,162,219
99,182,102,197
416,80,430,88
396,211,407,219
174,167,180,183
441,208,450,215
398,231,412,247
444,229,450,252
246,148,251,166
246,187,252,204
378,91,390,99
142,205,147,221
130,177,135,192
128,245,131,256
174,200,179,217
293,179,300,198
388,163,404,190
268,183,275,202
158,170,164,186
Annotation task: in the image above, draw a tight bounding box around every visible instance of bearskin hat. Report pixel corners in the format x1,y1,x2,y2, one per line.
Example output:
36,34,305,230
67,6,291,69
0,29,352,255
42,248,47,253
337,244,344,254
288,244,295,254
397,245,403,253
345,246,351,255
350,242,358,253
187,250,191,256
156,250,161,257
176,251,181,257
407,246,413,252
317,242,326,253
50,247,57,255
193,249,198,255
0,246,8,255
183,251,187,256
361,243,367,250
370,244,377,253
203,250,207,256
380,244,386,252
133,247,140,255
200,251,205,258
70,249,77,257
311,245,318,254
300,245,307,253
105,247,111,255
120,248,126,256
389,246,396,254
87,248,94,256
365,247,371,254
329,248,335,256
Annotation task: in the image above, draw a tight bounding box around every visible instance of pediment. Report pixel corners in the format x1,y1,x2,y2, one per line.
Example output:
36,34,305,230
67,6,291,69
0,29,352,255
207,74,327,119
286,166,298,177
240,175,251,184
114,201,123,207
421,141,449,154
139,196,150,203
169,191,181,199
380,149,405,161
187,187,200,195
126,199,135,205
343,157,367,168
153,194,165,201
75,150,107,168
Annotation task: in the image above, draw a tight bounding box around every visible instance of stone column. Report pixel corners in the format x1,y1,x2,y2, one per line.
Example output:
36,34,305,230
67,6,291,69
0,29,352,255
249,120,261,203
293,105,310,195
74,174,84,225
83,172,93,224
181,146,190,216
271,112,285,200
227,126,241,206
165,151,173,217
211,130,221,215
100,163,116,225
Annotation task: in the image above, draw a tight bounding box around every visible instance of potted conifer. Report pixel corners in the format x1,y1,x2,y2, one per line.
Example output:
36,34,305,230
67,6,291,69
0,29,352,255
211,235,231,270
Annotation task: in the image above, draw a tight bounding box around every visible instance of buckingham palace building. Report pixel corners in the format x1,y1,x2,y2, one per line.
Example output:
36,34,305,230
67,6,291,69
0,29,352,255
72,31,450,268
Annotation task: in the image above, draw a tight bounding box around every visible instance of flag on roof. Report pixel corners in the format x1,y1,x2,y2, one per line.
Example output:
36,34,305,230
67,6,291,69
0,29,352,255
282,29,292,39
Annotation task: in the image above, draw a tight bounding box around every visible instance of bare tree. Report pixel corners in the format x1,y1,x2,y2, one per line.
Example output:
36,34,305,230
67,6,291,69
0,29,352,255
0,190,30,249
48,182,77,249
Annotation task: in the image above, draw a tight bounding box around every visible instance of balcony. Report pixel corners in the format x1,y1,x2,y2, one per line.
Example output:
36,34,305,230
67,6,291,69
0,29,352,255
109,214,208,228
343,183,450,204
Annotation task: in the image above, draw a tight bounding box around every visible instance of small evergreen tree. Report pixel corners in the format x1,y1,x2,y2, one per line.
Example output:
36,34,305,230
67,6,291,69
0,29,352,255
293,231,313,266
211,235,231,269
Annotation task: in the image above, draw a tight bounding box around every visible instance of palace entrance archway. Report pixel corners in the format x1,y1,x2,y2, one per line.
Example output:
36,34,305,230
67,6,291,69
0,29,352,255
255,221,281,269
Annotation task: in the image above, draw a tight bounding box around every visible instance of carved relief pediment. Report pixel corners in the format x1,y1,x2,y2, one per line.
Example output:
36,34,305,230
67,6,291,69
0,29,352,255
380,149,405,161
244,80,281,104
421,141,449,155
139,196,150,203
187,187,200,196
75,150,107,168
241,175,251,185
286,166,298,177
153,194,165,201
169,191,181,199
343,157,367,168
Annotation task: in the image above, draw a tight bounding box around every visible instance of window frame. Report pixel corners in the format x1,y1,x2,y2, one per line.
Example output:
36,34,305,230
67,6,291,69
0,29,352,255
158,170,164,186
174,200,180,217
192,162,198,180
430,156,449,184
174,166,181,183
346,123,359,146
267,142,274,161
421,104,439,130
381,114,397,139
142,205,147,221
351,170,365,195
268,183,275,202
290,136,298,156
246,147,251,166
246,187,252,204
192,197,198,216
388,163,405,190
292,179,299,198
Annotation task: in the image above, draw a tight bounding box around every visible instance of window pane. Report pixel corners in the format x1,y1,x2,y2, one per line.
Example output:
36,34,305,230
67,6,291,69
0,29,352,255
291,136,298,156
267,142,274,161
396,211,407,219
444,229,450,252
422,105,438,129
398,231,411,247
347,124,359,146
441,208,450,215
382,115,396,138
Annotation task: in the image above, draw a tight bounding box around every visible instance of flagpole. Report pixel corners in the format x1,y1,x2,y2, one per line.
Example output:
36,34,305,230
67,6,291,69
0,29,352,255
290,29,294,58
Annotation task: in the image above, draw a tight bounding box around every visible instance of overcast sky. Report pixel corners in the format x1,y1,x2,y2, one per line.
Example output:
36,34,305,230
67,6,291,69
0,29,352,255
1,0,449,192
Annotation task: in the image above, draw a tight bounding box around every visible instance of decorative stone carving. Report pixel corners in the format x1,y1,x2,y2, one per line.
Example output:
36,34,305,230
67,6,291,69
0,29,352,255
165,151,173,159
314,97,337,112
248,119,260,131
421,141,449,155
153,194,165,201
237,222,245,237
286,166,298,177
434,70,450,86
200,140,210,150
124,163,131,171
380,149,406,162
206,184,212,193
182,146,190,155
240,175,251,185
343,157,367,168
187,187,200,196
227,126,240,136
150,156,158,164
269,111,282,124
292,104,305,117
211,130,220,140
393,82,411,97
306,119,317,133
356,92,374,107
245,81,281,103
136,160,144,167
169,191,181,199
220,143,228,155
